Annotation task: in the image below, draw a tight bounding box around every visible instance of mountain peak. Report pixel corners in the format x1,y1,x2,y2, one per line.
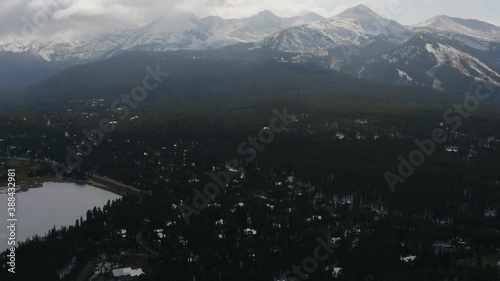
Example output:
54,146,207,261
254,10,279,18
418,15,500,30
349,4,372,11
337,4,382,20
417,15,452,26
414,15,500,42
247,10,282,27
433,15,451,20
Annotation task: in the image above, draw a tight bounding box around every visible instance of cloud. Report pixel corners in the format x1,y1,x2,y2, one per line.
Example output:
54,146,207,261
173,0,330,18
0,0,498,43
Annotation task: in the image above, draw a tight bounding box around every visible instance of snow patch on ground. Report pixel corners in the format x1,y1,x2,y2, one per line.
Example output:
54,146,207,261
396,69,414,84
425,43,500,87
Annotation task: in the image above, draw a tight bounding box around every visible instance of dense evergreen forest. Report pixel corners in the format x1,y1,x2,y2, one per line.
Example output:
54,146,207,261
1,53,500,280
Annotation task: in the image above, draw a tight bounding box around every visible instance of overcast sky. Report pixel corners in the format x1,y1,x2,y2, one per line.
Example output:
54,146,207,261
1,0,499,43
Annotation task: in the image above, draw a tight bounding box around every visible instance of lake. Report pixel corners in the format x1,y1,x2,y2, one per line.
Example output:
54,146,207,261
0,182,121,251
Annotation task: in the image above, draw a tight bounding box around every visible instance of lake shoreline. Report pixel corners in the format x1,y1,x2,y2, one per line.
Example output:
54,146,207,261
1,175,143,198
85,175,144,198
0,158,142,198
0,181,122,252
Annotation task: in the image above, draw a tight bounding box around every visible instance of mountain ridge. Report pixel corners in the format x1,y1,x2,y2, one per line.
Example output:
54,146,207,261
1,5,499,63
1,4,499,96
0,10,324,63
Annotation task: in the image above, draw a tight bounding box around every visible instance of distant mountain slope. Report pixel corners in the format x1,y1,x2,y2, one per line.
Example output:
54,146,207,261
257,5,408,55
413,15,500,49
0,51,456,112
0,11,323,87
0,29,138,62
1,5,499,95
0,52,73,88
351,33,500,95
106,11,324,56
255,5,500,96
0,11,323,63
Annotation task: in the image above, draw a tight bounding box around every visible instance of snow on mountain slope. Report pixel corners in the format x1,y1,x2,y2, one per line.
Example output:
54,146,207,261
113,13,216,52
254,6,500,95
425,42,500,88
1,5,500,97
200,11,324,43
413,16,500,50
0,41,48,61
226,10,288,42
109,11,324,55
396,69,414,85
0,29,137,62
352,33,500,94
0,11,323,62
257,4,409,54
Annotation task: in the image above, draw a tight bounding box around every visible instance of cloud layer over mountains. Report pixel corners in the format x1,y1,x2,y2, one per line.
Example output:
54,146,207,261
1,0,499,43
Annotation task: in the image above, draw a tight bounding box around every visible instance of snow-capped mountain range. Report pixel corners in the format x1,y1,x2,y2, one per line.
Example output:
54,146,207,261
0,29,138,62
105,11,325,57
1,4,500,95
255,5,500,95
414,15,500,46
257,5,409,55
0,11,324,62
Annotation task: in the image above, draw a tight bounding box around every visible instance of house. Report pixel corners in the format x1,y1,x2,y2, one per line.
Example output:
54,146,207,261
433,242,455,254
112,267,145,278
187,253,199,263
244,228,257,236
330,237,342,245
332,267,342,278
485,208,497,218
154,229,165,241
306,215,322,222
400,255,417,263
179,235,188,246
118,229,127,238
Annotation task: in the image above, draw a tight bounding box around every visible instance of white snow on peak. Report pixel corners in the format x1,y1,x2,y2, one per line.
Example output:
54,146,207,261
116,14,214,52
257,5,408,54
109,11,323,55
337,4,385,21
0,11,323,62
0,29,137,62
414,15,500,43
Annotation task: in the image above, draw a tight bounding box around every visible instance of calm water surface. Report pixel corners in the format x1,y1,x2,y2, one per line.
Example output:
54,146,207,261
0,182,121,251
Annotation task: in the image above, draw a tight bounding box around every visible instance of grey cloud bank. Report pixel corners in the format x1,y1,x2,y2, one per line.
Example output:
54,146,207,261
0,0,499,43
